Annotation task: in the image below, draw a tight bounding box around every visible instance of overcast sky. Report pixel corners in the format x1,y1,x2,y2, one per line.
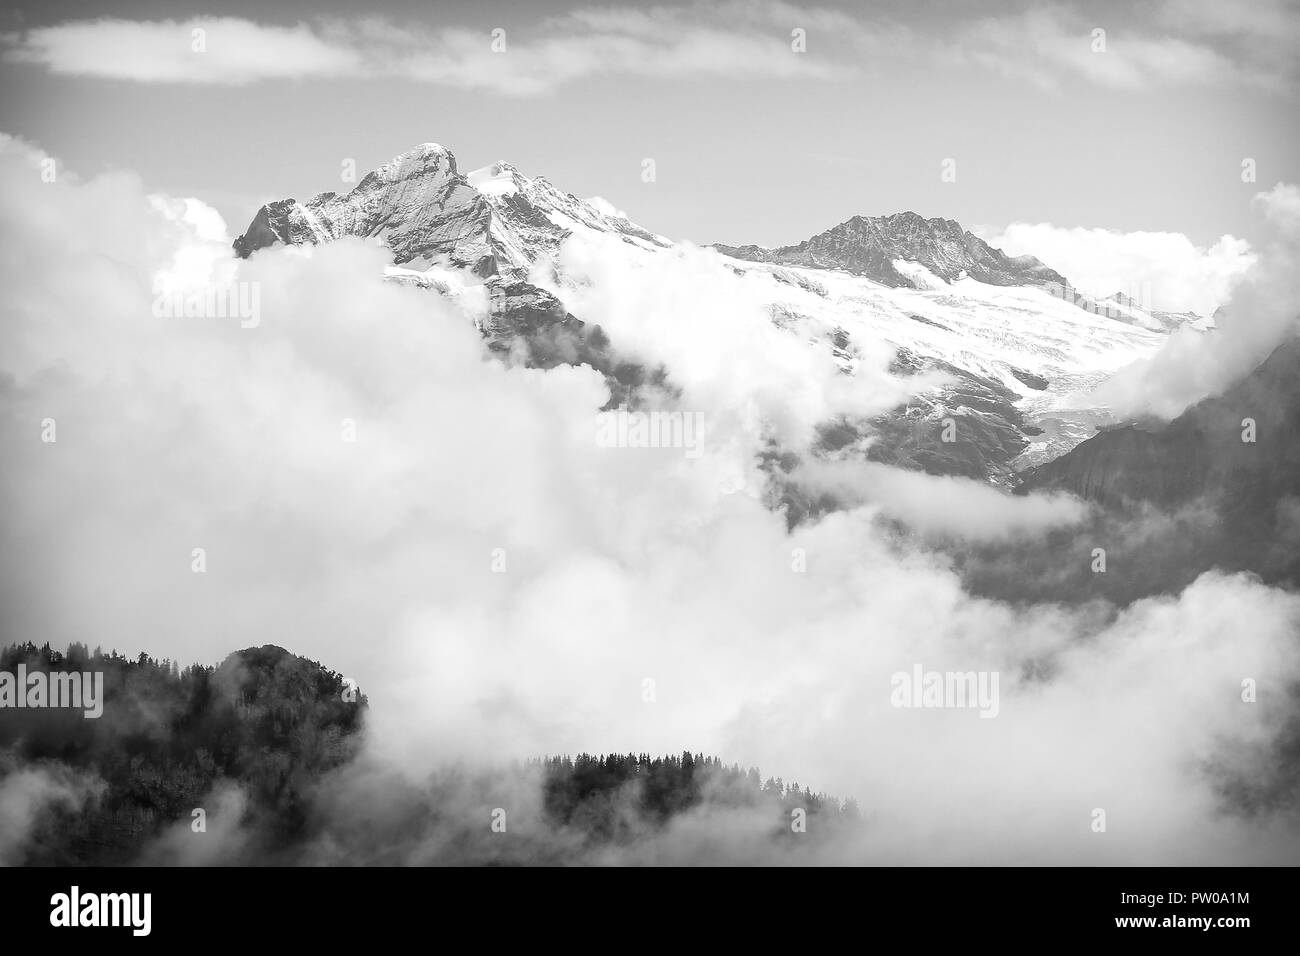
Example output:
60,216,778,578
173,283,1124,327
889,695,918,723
1,0,1296,266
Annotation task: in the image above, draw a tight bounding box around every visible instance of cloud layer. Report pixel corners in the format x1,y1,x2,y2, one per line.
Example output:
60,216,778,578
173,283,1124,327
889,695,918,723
1,5,861,95
1093,182,1300,418
1,134,1298,863
981,221,1256,316
5,0,1295,95
951,0,1299,92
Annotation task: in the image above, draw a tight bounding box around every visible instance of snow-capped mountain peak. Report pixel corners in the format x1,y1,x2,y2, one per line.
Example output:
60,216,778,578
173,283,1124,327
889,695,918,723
712,211,1071,291
234,144,669,278
231,140,1179,483
371,142,459,181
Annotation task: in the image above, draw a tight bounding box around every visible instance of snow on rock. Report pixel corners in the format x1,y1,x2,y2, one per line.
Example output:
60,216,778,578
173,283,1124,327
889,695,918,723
235,145,671,281
232,143,1174,477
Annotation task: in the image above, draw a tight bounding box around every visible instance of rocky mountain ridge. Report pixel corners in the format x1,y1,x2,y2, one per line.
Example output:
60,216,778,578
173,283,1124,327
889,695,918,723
234,143,670,279
712,212,1071,290
231,142,1177,489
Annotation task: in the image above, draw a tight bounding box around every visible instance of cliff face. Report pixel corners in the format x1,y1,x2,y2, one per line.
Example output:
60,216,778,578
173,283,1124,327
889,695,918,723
233,144,669,279
955,335,1300,605
1019,336,1300,510
233,145,495,272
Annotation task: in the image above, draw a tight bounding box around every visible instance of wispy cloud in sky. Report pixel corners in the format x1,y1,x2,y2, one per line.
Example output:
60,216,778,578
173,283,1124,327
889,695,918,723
1,4,876,95
979,221,1256,315
948,2,1295,93
4,1,1294,95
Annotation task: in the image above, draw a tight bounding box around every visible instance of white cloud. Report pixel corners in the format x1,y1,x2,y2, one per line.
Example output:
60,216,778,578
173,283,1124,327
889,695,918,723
0,761,104,865
980,221,1256,315
1156,0,1300,93
3,136,1300,864
949,2,1296,92
790,458,1090,541
7,2,1291,95
1093,181,1300,418
1,4,870,95
1157,0,1300,40
546,232,920,452
583,196,627,220
1252,180,1300,237
3,17,363,83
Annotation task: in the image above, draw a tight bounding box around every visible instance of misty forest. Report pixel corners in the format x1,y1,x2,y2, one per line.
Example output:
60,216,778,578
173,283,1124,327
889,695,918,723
1,642,860,865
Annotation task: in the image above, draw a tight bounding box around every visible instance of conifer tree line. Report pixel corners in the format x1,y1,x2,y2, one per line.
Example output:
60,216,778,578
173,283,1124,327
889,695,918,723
1,643,861,864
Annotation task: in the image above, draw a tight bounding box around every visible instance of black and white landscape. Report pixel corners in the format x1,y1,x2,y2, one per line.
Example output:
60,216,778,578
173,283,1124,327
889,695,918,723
1,0,1298,868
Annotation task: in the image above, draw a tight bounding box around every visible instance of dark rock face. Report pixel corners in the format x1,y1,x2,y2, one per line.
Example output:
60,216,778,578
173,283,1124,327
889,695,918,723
769,347,1036,528
481,278,594,368
483,279,573,339
951,335,1300,605
813,347,1029,485
1019,336,1300,511
232,199,303,260
1019,422,1212,509
1009,367,1050,391
713,212,1070,290
860,354,1030,484
475,278,667,408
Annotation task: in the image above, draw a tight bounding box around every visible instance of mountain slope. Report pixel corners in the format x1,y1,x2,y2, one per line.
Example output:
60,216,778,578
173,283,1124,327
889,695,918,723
233,143,669,279
1019,335,1300,510
229,142,1170,486
1,642,860,865
951,334,1300,604
0,643,367,865
713,212,1070,290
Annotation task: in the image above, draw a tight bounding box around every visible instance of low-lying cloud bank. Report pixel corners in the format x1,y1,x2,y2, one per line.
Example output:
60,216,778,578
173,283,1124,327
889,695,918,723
1,134,1297,863
1093,182,1300,419
980,220,1255,317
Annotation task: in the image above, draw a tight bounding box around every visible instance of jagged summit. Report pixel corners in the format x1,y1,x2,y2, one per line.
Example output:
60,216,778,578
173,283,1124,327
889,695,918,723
235,145,1074,297
233,143,669,277
227,141,1176,488
712,211,1071,290
369,142,459,181
232,141,480,268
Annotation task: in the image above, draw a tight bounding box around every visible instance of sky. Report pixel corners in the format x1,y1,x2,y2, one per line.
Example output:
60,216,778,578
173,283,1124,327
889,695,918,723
0,0,1296,286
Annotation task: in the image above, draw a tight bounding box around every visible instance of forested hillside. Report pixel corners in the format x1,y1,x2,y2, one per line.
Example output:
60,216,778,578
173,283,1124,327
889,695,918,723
1,643,860,865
